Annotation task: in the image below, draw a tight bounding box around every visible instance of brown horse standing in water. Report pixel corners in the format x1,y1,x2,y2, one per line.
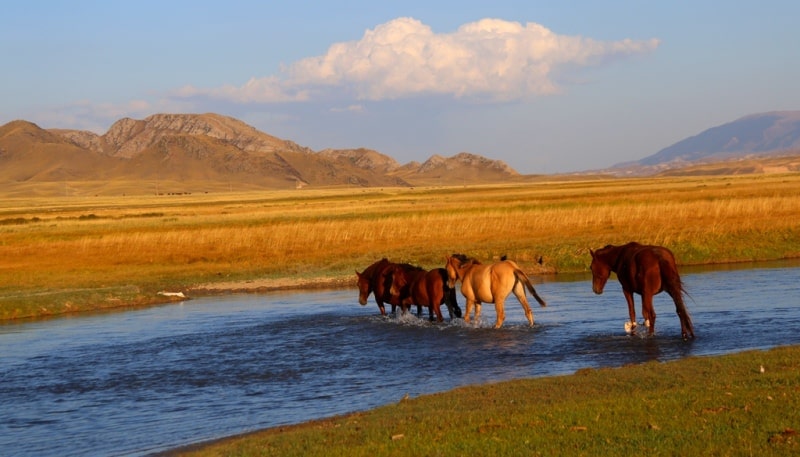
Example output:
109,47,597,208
355,259,423,316
445,255,547,328
590,242,695,340
388,265,462,322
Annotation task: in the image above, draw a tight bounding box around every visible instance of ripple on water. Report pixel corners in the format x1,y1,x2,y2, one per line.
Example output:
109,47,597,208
1,265,799,456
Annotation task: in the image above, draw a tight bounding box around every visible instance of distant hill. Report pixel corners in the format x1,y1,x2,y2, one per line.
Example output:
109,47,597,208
653,151,800,177
0,113,520,194
634,111,800,166
603,111,800,176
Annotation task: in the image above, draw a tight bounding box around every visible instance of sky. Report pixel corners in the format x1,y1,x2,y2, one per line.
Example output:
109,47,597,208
2,1,799,174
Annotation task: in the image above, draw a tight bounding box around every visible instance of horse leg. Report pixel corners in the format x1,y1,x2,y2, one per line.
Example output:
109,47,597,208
667,290,695,340
447,288,462,319
642,293,656,335
493,298,506,329
513,282,535,327
464,299,475,324
623,290,637,330
424,283,444,323
377,300,387,316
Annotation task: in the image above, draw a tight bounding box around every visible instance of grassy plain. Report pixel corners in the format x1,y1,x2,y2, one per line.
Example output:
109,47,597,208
1,173,800,320
3,173,800,456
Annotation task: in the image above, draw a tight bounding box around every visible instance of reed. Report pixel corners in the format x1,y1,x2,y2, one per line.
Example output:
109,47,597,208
1,174,799,319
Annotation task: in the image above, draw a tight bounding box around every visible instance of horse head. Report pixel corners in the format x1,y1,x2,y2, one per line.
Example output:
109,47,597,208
444,256,461,289
589,248,611,294
387,265,408,300
355,270,371,306
445,254,476,288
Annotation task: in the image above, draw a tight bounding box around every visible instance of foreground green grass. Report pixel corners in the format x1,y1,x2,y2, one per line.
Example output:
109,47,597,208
170,346,800,456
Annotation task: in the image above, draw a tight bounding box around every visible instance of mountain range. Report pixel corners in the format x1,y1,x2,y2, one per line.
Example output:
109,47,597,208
611,111,800,175
1,111,799,195
0,113,519,193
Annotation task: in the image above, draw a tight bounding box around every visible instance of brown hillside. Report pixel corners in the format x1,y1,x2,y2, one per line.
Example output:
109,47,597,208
1,113,522,195
0,120,116,181
390,152,520,185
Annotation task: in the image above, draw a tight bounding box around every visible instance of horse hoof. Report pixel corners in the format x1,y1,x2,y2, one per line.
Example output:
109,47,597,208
624,321,636,333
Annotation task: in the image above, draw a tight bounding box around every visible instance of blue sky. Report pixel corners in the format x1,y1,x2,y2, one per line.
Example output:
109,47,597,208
2,1,798,173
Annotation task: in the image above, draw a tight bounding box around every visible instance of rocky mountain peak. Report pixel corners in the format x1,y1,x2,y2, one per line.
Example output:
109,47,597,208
318,148,401,172
418,152,517,175
100,113,312,159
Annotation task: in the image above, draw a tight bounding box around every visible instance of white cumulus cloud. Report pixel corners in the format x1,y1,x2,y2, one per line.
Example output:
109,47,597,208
180,17,660,104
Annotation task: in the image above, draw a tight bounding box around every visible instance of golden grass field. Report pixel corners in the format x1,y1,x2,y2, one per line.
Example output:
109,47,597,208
1,173,799,320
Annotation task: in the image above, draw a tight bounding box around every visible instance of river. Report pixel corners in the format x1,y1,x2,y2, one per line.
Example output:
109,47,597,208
1,261,799,456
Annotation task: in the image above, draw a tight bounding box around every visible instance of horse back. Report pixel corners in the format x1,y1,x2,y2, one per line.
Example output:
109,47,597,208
412,268,448,306
620,244,682,295
467,261,517,302
650,246,683,294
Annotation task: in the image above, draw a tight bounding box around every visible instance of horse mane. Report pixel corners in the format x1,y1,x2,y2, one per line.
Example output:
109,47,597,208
450,253,481,265
395,262,426,272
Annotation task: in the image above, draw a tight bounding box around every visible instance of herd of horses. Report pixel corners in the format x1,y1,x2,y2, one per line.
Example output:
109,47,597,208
356,242,695,340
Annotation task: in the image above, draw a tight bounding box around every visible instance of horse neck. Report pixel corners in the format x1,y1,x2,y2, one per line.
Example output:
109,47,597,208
598,246,625,273
456,260,478,279
364,259,388,278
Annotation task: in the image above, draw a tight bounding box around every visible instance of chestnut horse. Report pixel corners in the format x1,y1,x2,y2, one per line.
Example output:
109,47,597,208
590,242,695,340
445,255,547,328
388,265,462,322
355,259,422,316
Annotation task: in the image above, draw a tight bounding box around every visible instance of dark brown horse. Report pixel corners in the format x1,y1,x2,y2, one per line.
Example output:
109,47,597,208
355,259,423,316
388,265,462,322
590,242,695,339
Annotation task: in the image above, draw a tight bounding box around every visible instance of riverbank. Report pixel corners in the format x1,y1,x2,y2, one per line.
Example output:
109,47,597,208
164,345,800,456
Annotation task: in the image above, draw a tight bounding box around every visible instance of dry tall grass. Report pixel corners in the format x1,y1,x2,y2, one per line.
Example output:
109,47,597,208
1,173,799,318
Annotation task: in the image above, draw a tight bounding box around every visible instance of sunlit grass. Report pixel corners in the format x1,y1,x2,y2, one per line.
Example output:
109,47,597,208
1,173,799,319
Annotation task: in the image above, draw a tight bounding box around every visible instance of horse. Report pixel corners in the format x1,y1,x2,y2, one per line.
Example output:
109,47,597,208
590,242,695,340
445,254,547,328
355,259,423,316
388,265,462,322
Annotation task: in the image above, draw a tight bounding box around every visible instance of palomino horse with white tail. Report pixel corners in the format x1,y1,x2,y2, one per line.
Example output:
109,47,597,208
445,254,547,328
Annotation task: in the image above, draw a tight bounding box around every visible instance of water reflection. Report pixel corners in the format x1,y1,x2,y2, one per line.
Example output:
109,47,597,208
0,262,799,456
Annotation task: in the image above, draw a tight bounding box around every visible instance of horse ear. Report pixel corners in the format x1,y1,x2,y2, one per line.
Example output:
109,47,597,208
589,249,595,258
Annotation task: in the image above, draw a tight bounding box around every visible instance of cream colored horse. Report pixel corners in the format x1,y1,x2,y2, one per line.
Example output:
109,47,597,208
445,255,547,328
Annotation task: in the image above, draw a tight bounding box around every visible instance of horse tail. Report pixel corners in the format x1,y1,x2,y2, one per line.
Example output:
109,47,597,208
514,268,546,307
664,263,695,338
679,277,694,321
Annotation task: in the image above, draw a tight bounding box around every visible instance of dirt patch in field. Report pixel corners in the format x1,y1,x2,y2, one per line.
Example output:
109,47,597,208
187,276,354,295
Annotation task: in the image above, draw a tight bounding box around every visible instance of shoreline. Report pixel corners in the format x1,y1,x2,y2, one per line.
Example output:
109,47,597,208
186,275,354,295
4,257,799,322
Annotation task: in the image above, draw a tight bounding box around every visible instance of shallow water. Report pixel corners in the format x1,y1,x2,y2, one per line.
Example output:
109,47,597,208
1,261,799,456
